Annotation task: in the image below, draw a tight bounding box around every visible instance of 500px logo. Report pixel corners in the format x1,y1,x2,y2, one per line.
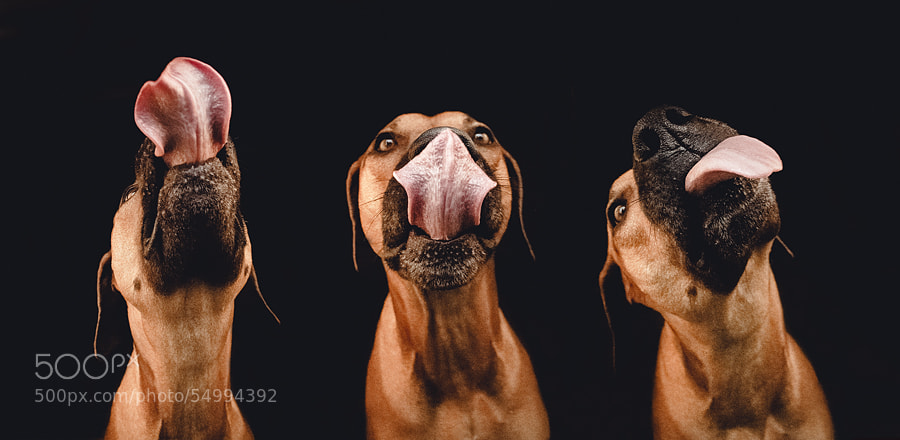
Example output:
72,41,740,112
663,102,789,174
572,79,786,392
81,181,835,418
35,353,137,380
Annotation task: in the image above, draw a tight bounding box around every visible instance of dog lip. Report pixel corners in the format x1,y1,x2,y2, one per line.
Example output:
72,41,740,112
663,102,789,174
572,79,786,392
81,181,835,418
410,226,476,243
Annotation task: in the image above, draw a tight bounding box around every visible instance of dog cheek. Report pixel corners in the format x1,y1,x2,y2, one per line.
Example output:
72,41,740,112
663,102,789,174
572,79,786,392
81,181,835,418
479,189,506,238
381,181,410,250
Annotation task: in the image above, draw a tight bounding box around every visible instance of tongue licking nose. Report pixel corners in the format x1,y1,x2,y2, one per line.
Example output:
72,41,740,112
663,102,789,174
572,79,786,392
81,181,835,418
393,129,498,241
685,135,783,194
134,57,232,168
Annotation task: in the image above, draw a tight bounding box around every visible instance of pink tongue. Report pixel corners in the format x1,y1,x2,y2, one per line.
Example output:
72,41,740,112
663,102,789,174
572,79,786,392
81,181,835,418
134,57,232,167
685,135,783,194
393,129,498,241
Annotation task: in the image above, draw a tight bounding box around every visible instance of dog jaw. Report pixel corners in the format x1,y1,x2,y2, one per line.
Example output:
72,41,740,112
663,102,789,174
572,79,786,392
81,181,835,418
135,139,247,293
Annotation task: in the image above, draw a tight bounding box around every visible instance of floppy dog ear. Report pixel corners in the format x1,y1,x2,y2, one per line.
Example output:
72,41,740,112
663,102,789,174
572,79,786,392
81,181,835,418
598,253,623,371
501,148,535,260
94,251,131,357
346,158,362,271
241,264,281,324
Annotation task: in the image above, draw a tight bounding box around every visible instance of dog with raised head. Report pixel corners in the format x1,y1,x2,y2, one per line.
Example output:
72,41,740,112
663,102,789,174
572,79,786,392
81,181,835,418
600,106,833,438
347,112,549,439
96,57,274,439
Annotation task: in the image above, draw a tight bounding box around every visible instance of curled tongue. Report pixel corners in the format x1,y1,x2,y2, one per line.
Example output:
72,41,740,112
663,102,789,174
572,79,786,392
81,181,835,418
685,135,783,194
134,57,232,167
393,129,497,241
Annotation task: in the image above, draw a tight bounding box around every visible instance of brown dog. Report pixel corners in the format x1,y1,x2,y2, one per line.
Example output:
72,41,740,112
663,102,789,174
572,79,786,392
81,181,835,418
600,106,833,438
96,57,274,439
347,112,549,439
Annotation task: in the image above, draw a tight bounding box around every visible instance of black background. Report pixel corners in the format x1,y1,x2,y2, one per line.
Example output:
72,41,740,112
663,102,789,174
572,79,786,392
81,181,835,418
5,2,897,438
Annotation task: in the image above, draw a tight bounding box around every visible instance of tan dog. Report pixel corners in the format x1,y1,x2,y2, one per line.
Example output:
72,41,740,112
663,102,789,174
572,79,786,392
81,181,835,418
347,112,549,439
96,57,275,439
600,106,832,438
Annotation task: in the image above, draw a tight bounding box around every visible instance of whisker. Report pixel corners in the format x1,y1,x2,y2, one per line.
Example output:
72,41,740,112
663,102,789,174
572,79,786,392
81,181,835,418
365,208,384,231
360,195,385,207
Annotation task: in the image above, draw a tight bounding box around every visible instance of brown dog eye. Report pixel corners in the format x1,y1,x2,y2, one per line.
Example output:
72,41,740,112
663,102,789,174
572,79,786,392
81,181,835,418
473,128,494,145
607,200,627,227
616,205,626,220
375,133,397,152
120,183,138,206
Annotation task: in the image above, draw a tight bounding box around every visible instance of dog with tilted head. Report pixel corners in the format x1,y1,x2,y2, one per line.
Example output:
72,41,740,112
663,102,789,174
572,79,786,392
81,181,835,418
600,106,833,439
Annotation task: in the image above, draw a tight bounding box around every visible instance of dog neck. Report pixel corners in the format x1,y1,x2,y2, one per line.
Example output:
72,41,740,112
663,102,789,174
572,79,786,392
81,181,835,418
112,286,244,439
384,257,503,399
657,243,790,425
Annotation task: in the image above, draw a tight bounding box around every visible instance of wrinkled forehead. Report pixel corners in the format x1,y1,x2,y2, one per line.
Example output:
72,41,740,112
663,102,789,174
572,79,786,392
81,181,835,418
382,111,479,134
608,169,637,203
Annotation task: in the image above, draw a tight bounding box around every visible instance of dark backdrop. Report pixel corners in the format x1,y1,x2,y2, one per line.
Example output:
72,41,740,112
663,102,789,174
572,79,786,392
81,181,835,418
5,2,896,438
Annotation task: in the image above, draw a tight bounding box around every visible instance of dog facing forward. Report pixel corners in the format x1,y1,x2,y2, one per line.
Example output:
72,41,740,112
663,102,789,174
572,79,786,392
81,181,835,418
600,106,833,438
347,112,549,439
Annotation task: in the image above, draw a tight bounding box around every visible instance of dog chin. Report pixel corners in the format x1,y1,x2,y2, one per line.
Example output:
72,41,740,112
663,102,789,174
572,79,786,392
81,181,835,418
391,231,490,291
137,141,246,293
684,176,781,293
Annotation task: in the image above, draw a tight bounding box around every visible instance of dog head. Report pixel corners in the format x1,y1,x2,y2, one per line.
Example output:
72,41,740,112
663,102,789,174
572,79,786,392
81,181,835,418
601,106,783,315
96,58,254,352
347,112,528,291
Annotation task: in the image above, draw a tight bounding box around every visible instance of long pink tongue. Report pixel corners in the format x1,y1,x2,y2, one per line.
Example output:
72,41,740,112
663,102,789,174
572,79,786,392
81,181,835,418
393,129,497,241
685,135,783,194
134,57,232,167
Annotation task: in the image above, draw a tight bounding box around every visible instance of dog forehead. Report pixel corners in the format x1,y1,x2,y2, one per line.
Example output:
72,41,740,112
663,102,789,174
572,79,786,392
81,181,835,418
382,111,479,135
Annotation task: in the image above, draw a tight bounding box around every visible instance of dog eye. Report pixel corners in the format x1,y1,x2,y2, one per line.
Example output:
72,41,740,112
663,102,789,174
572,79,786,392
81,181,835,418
375,133,397,152
120,183,138,206
473,127,494,145
607,200,627,227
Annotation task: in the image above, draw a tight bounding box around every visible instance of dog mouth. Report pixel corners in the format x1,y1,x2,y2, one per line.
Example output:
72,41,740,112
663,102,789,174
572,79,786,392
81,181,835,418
632,106,783,293
136,139,246,293
381,127,505,291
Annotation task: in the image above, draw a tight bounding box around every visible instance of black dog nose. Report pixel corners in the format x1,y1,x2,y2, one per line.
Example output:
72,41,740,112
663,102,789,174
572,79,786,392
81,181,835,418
664,106,694,125
635,126,661,162
408,126,476,161
634,106,693,160
632,105,735,163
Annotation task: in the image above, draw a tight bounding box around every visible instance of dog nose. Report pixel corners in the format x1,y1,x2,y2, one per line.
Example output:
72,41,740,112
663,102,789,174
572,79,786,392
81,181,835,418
664,106,694,125
632,106,693,161
634,126,661,162
632,106,735,163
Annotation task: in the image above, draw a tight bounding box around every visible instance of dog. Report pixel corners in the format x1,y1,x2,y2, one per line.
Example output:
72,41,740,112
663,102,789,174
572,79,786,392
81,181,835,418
599,106,833,438
347,112,550,439
95,57,275,439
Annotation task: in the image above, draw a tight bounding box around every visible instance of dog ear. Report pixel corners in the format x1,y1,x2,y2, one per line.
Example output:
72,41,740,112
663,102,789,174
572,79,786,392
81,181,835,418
94,251,131,357
244,264,281,324
346,158,363,271
598,253,622,371
501,148,535,260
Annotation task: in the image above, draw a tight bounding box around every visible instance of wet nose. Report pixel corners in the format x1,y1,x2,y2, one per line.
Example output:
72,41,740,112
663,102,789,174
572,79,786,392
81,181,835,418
632,105,734,162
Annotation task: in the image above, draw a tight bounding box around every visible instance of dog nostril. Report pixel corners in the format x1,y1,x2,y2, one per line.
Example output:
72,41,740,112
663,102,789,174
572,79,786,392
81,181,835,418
665,107,694,125
634,127,661,161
